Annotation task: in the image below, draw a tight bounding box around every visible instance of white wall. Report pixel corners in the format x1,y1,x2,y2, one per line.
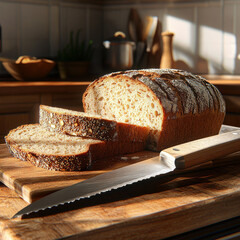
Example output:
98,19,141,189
0,0,240,75
103,0,240,75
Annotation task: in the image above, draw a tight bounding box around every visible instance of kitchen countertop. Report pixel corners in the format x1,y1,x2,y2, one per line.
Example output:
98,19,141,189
0,78,92,95
0,147,240,239
204,75,240,95
0,75,240,239
0,74,240,95
1,125,240,239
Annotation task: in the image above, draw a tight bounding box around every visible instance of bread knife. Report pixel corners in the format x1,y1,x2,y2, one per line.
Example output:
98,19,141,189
12,128,240,218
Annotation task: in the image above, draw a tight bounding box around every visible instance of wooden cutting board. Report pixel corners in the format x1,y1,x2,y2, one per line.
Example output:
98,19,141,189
1,148,240,239
0,125,239,203
0,144,158,203
1,125,240,239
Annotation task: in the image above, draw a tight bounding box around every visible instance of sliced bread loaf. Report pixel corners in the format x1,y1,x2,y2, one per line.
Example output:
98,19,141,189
39,105,149,142
83,69,226,151
5,124,145,171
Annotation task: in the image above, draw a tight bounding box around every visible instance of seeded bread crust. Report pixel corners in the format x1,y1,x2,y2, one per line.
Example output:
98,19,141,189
5,124,145,171
39,105,149,142
6,140,90,171
83,69,226,151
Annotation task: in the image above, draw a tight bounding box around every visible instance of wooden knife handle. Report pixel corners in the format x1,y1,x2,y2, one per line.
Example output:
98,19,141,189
161,130,240,169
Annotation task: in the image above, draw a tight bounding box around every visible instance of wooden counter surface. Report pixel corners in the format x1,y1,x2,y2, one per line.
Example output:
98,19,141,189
1,74,240,95
0,80,92,95
0,143,240,240
205,75,240,95
0,76,240,239
1,74,240,132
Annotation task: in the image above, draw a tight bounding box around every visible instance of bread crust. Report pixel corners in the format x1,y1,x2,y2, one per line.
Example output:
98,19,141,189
5,124,145,171
83,69,226,151
39,105,149,142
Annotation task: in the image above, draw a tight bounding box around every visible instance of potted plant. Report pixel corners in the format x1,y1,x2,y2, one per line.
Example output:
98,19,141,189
57,30,94,79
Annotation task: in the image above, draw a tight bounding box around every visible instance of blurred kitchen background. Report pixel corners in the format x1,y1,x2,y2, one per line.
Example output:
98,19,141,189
0,0,240,76
1,0,240,143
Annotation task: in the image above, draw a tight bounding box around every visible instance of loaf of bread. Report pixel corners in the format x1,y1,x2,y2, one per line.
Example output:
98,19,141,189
39,105,149,142
83,69,226,151
5,124,145,171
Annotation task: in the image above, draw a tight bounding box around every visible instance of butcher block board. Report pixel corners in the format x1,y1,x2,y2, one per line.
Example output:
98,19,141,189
1,149,240,239
0,145,158,203
0,125,239,203
0,125,240,240
0,125,239,204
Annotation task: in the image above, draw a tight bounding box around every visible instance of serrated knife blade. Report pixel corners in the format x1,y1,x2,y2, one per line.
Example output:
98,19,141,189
12,129,240,218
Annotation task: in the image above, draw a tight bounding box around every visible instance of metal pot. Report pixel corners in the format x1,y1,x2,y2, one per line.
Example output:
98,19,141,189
103,31,135,70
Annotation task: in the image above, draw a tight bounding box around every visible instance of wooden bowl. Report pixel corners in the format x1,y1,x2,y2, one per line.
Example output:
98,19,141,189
2,57,56,81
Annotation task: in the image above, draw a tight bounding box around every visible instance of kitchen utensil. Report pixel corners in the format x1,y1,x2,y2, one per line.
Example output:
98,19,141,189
160,31,175,69
128,8,144,42
149,21,162,68
13,128,240,218
103,31,135,70
141,16,159,67
127,8,146,68
144,16,158,53
134,41,146,68
3,157,240,239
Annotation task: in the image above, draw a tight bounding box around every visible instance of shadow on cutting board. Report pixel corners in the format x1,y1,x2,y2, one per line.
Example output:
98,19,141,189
21,162,237,219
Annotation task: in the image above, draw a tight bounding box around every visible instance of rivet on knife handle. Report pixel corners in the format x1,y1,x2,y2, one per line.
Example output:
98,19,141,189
160,130,240,170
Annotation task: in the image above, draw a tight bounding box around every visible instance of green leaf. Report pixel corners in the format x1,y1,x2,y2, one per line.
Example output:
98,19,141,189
57,29,94,61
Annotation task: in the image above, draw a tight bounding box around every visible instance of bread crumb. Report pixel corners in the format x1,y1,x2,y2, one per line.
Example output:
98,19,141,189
59,119,64,126
131,156,140,160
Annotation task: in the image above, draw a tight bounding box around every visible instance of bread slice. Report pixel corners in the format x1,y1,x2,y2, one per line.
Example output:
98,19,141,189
5,124,145,171
83,69,226,151
39,105,149,142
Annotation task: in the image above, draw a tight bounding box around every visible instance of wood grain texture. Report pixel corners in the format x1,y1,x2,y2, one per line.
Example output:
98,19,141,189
0,125,240,239
1,153,240,240
0,183,27,240
0,144,157,203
